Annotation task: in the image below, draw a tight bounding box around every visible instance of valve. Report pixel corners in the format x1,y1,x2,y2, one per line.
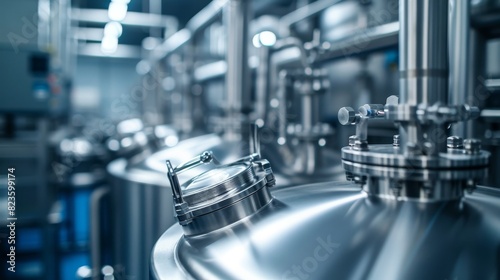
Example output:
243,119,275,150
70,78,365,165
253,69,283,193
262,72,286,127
338,102,388,150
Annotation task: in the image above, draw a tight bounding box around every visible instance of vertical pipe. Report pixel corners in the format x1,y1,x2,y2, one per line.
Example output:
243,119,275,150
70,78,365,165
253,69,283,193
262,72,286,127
301,92,322,174
449,0,470,138
155,63,166,125
469,29,490,182
149,0,162,38
182,43,194,135
225,0,250,140
399,0,449,155
90,187,110,280
249,123,260,156
38,0,51,48
39,118,57,280
301,93,317,131
256,47,270,123
277,70,290,144
468,30,486,135
300,81,319,133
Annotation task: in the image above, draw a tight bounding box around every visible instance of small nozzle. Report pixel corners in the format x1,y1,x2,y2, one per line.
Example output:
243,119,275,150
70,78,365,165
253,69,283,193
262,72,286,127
200,151,213,163
386,95,399,106
359,104,385,118
338,107,358,125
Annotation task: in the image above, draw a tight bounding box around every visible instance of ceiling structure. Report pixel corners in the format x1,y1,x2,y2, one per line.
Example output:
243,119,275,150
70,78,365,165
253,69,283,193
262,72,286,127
73,0,211,57
72,0,295,58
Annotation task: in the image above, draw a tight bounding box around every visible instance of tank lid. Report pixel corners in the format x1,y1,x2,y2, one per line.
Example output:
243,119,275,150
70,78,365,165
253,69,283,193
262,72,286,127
182,163,255,205
166,151,276,235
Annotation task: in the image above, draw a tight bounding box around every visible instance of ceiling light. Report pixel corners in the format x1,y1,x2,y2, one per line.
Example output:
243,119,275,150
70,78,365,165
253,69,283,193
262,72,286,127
259,31,277,47
252,34,261,48
101,36,118,54
108,2,128,21
104,21,123,37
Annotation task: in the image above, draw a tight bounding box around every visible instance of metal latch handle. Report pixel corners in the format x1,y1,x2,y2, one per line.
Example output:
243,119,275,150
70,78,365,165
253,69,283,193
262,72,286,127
166,151,217,205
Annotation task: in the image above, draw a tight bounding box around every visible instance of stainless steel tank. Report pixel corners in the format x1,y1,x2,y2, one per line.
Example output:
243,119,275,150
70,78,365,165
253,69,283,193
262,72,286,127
107,133,248,279
152,127,499,280
152,128,499,280
105,118,178,159
151,1,500,279
152,181,500,280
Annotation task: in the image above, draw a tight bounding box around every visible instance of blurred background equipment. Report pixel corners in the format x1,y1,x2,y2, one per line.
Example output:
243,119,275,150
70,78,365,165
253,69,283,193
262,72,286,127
0,0,499,279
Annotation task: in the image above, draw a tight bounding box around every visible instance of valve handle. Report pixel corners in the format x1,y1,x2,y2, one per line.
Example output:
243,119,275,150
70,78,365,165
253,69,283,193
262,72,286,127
338,96,398,150
338,107,359,126
166,151,217,205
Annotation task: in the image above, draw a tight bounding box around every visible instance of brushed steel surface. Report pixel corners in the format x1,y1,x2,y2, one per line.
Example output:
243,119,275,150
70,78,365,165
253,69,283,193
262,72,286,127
152,182,500,280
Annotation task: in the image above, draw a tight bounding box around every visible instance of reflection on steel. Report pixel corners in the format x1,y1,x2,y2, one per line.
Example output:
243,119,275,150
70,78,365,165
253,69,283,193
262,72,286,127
151,1,500,280
338,0,488,202
166,150,275,235
107,134,247,279
152,182,500,279
224,0,251,140
449,0,471,138
399,0,449,155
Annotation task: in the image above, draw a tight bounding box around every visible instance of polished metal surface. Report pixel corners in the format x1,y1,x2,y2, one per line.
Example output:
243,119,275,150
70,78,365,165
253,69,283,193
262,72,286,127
184,164,252,197
339,100,486,201
449,0,471,138
336,0,488,203
152,182,500,280
147,1,500,280
399,0,449,155
166,148,276,235
399,0,448,106
107,134,248,279
225,0,251,140
341,144,490,169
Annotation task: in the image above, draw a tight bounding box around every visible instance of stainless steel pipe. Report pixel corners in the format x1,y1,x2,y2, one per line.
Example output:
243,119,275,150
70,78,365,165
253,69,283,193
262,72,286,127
224,0,250,140
400,0,449,106
449,0,471,138
399,0,449,155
